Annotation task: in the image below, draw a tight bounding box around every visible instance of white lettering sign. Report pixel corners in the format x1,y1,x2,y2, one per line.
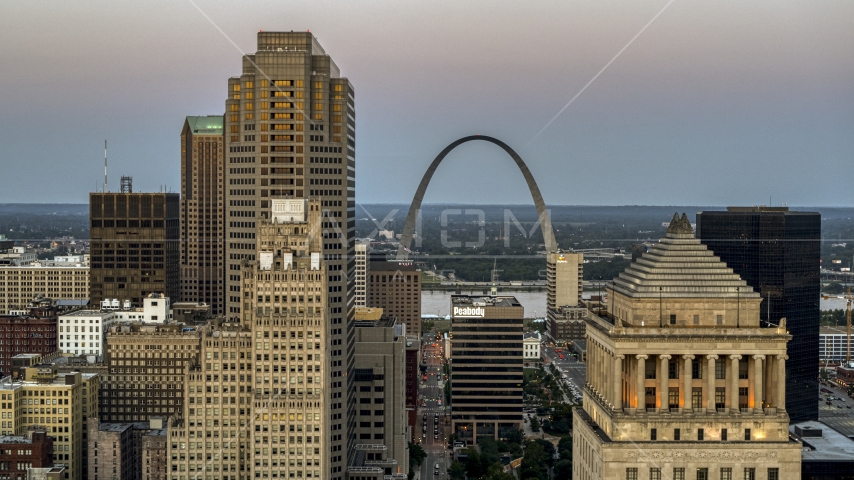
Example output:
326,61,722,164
453,307,485,318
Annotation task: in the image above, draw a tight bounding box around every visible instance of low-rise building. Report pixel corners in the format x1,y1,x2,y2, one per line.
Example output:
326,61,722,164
820,326,853,363
523,332,541,361
86,417,167,480
0,431,54,479
0,303,61,377
0,367,99,480
57,310,115,358
547,304,587,344
791,421,854,480
0,263,89,315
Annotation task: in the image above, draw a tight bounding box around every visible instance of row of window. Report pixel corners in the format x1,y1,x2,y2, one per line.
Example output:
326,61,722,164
626,467,778,480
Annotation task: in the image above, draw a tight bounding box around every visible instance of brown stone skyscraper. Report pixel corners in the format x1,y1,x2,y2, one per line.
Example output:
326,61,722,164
180,116,224,315
223,32,355,478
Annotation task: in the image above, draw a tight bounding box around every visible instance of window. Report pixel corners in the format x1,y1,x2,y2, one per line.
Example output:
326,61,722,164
766,468,778,480
715,361,726,379
715,388,726,409
650,468,661,480
674,428,680,441
673,468,685,480
692,389,703,409
650,428,657,441
721,428,727,441
669,388,679,409
626,468,638,480
692,359,702,379
697,428,704,441
739,363,749,379
693,314,700,325
743,468,755,480
670,314,676,325
716,314,723,325
669,360,679,379
720,468,732,480
744,428,751,441
697,468,709,480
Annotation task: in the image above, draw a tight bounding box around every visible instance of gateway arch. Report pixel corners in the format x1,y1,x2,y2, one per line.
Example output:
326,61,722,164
395,135,556,260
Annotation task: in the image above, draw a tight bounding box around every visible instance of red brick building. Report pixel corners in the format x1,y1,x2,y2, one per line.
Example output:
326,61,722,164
0,431,54,479
405,339,420,430
0,307,58,377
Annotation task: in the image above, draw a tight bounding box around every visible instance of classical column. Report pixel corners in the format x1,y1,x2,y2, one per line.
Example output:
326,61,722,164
683,355,694,411
730,355,742,412
707,355,718,411
659,355,672,410
776,355,788,411
753,355,765,412
614,355,624,410
637,354,648,411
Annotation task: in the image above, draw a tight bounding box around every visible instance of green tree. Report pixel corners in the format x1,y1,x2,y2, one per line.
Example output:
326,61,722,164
504,428,525,445
554,459,573,480
482,463,516,480
532,438,556,467
449,461,467,480
520,442,549,480
557,436,573,461
530,416,541,432
409,442,427,467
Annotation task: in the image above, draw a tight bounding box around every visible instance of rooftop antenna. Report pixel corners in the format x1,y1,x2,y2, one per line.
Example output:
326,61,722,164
104,140,108,192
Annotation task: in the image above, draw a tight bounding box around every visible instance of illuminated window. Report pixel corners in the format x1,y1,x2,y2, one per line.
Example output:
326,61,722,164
274,80,292,87
233,85,241,92
230,115,238,123
295,80,304,87
333,84,343,92
313,113,322,121
313,81,323,89
314,103,323,111
313,92,323,100
230,105,238,112
261,79,269,87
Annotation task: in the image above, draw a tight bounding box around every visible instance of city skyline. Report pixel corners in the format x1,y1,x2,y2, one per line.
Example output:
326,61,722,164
1,0,852,206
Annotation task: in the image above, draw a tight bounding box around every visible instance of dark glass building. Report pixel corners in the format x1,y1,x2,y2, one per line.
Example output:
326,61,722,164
696,206,820,422
90,192,181,306
450,295,523,444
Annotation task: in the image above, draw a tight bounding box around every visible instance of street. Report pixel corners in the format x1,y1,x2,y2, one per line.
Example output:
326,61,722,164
541,345,585,404
419,333,449,479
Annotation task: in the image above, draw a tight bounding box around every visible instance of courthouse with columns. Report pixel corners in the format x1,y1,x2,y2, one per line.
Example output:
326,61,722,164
573,214,801,480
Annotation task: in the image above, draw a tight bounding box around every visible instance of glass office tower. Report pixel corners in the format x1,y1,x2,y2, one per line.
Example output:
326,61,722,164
696,207,820,422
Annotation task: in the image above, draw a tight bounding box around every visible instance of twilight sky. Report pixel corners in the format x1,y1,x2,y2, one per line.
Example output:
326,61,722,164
0,0,852,206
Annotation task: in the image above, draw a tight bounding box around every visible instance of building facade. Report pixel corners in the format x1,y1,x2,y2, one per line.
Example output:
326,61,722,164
101,323,201,423
180,116,225,316
57,310,114,358
523,333,541,361
546,252,584,343
697,206,821,422
0,265,88,315
89,192,180,307
368,261,421,338
354,241,368,308
0,431,54,480
221,34,355,477
404,337,420,432
450,295,523,444
0,368,99,480
819,326,852,363
573,214,801,480
351,317,409,479
169,199,335,479
0,310,58,378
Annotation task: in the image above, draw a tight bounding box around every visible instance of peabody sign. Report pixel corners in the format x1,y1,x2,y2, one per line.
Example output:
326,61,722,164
453,306,485,318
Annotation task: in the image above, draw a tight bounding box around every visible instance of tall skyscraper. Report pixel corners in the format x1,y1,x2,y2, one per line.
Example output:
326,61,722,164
181,116,224,315
89,192,180,306
573,215,801,479
169,199,338,479
450,295,523,445
696,207,821,422
222,35,354,475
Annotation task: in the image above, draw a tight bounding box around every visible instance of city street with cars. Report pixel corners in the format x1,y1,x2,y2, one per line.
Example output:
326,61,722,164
418,333,449,479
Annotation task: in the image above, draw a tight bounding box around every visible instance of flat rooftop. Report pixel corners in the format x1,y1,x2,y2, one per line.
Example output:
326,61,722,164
821,326,849,335
451,295,521,308
791,421,854,461
59,310,112,318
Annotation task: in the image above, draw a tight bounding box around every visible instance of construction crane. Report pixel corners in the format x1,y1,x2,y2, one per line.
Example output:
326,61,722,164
847,287,853,365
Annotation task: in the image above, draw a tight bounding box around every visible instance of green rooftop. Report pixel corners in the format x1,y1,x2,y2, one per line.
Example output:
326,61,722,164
186,115,223,135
